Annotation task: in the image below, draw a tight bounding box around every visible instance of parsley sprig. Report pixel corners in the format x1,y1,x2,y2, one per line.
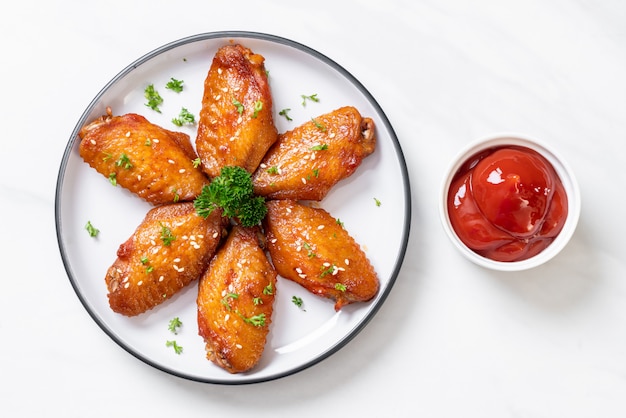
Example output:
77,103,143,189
194,166,267,227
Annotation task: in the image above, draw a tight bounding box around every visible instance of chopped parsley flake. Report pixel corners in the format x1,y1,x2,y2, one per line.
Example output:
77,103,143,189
279,108,292,121
85,221,99,237
310,143,328,151
165,77,184,93
115,153,133,170
311,118,326,131
292,296,305,309
144,84,163,113
172,107,196,127
159,223,176,246
232,99,244,115
252,100,263,118
166,340,183,354
374,198,382,207
334,283,347,292
301,93,319,106
168,317,183,334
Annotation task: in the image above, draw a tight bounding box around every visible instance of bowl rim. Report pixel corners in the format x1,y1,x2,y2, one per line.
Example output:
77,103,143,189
439,133,581,271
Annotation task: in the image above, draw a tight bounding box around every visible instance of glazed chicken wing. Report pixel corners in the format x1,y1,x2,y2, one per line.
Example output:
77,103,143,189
196,44,278,179
252,106,376,201
105,202,227,316
197,226,277,373
79,109,209,205
263,200,379,311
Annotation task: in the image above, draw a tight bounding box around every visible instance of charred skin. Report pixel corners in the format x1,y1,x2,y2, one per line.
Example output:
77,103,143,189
196,44,278,179
79,110,209,205
105,202,228,316
252,106,376,201
263,200,379,310
197,226,277,373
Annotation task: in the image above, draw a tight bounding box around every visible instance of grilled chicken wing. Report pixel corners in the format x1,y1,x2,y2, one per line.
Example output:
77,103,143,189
196,44,278,179
197,225,277,373
252,106,376,201
105,202,227,316
263,200,379,310
79,109,209,205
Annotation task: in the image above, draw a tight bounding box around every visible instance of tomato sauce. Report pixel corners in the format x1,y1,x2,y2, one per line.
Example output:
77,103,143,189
447,146,568,262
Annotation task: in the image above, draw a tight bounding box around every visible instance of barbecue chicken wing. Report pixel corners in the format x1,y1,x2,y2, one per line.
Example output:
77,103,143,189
79,109,208,205
252,106,376,201
197,225,277,373
263,200,379,310
196,44,278,179
105,202,227,316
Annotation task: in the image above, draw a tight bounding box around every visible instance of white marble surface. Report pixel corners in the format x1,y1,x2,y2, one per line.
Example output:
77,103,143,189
1,0,625,416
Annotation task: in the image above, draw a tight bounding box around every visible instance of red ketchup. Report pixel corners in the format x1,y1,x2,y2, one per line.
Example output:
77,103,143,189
447,146,568,262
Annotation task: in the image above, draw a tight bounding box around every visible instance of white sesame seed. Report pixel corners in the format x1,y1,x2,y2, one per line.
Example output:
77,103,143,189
236,344,243,349
179,169,186,173
260,163,267,169
317,225,325,230
237,116,243,124
182,235,188,240
225,314,230,321
137,175,142,181
198,235,204,239
296,245,301,251
168,159,175,164
345,259,350,265
233,87,240,92
323,262,331,267
173,258,181,263
299,274,307,279
221,87,228,92
150,239,156,246
215,94,221,100
189,235,195,240
125,131,131,137
230,136,237,142
311,153,316,160
329,132,336,138
159,276,164,282
90,139,96,145
137,280,143,286
217,68,223,74
271,238,278,244
301,177,307,184
124,282,130,288
212,232,219,239
295,267,303,274
153,139,159,143
286,207,292,213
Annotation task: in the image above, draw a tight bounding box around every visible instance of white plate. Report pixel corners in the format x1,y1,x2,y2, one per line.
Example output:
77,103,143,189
55,31,411,384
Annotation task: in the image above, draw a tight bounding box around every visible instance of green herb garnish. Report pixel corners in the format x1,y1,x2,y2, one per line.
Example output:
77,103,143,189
193,166,267,227
165,77,184,93
301,93,319,106
279,108,292,121
168,317,183,334
165,340,183,354
144,84,163,113
310,143,328,151
85,221,99,237
159,223,176,246
172,107,195,127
